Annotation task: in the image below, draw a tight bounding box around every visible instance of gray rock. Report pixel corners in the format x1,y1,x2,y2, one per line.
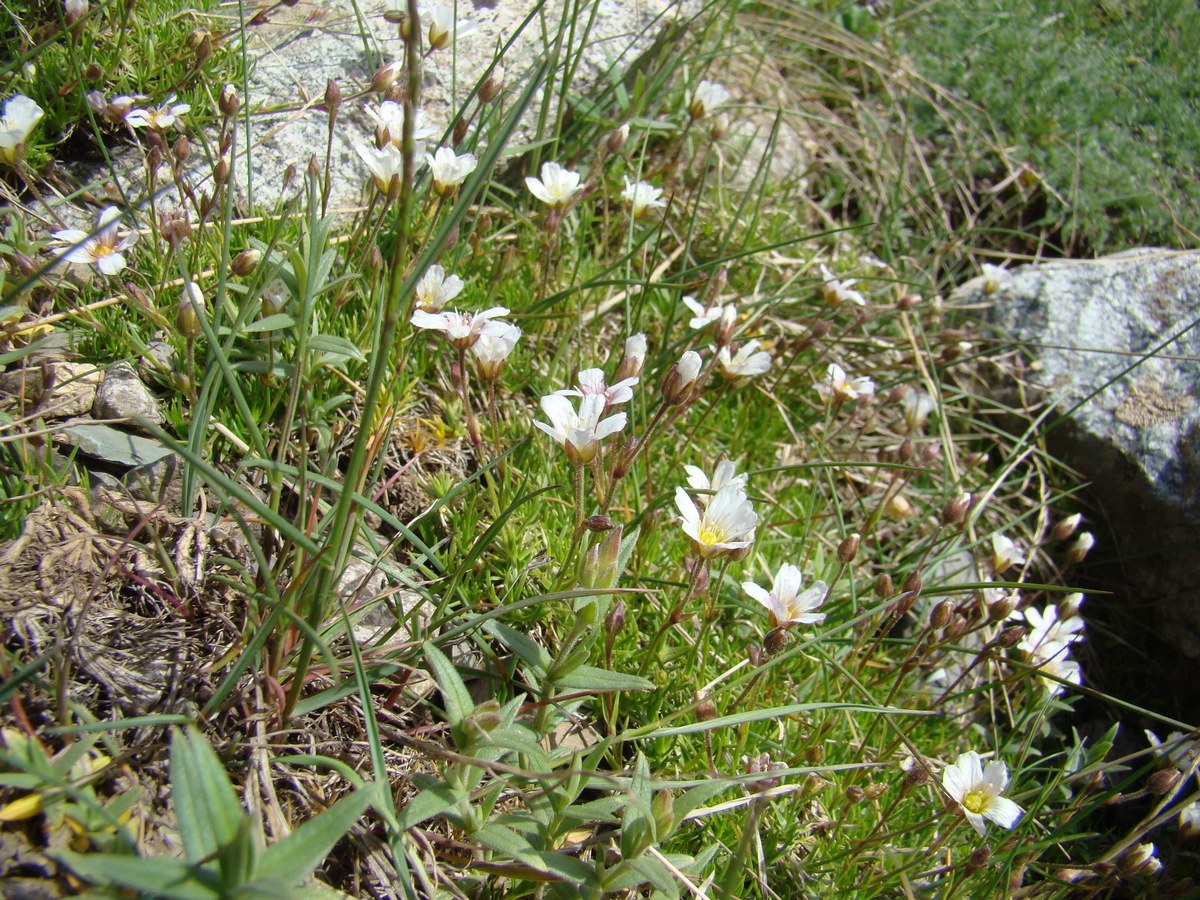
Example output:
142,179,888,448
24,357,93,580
0,361,102,418
124,453,185,513
92,361,164,427
226,0,704,212
55,423,175,468
985,248,1200,656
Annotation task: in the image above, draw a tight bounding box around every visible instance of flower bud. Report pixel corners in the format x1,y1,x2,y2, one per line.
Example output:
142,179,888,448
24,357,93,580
874,573,894,599
661,351,702,406
996,625,1026,649
83,62,103,81
897,292,922,311
614,332,647,383
886,384,908,405
160,207,192,248
963,846,990,875
930,600,952,630
607,122,630,154
323,79,342,120
898,439,914,462
214,154,230,186
585,515,614,533
747,644,763,667
1057,592,1084,620
611,436,639,481
579,527,623,591
1052,513,1082,542
942,492,972,526
695,695,717,721
1149,768,1180,795
806,743,825,765
1119,843,1162,877
219,84,239,118
1066,531,1095,564
651,789,676,839
172,134,190,163
124,281,151,312
844,785,864,804
65,0,88,26
231,248,261,277
837,532,860,563
176,282,205,338
988,592,1016,622
945,614,968,640
605,600,626,636
902,570,922,598
479,65,505,103
371,61,400,93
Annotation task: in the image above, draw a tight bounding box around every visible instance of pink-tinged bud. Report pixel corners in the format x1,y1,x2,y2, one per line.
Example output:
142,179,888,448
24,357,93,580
585,515,614,532
897,292,922,311
662,351,702,406
845,785,865,804
898,439,914,462
605,600,626,635
87,90,107,115
747,644,763,667
1067,531,1095,564
124,281,151,311
987,592,1016,621
887,384,908,404
83,62,103,81
1149,768,1180,795
614,332,647,382
695,696,717,721
172,134,190,163
65,0,88,26
1052,513,1082,542
611,436,639,481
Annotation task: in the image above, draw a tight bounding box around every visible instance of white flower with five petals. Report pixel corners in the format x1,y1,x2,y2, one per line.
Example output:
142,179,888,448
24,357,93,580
534,393,626,465
942,751,1023,837
426,147,477,195
50,206,137,276
526,161,583,209
683,459,747,506
676,482,757,559
414,264,464,312
0,94,44,165
742,563,828,628
411,306,510,349
717,340,771,380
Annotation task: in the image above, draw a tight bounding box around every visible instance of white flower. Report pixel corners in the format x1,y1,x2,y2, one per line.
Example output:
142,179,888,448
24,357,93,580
556,368,638,407
50,206,137,276
414,264,464,312
426,146,477,195
410,306,510,350
989,533,1026,574
1035,653,1082,697
471,321,520,380
0,94,44,165
356,143,405,198
621,177,665,218
1146,730,1200,772
903,388,936,432
941,750,1023,837
1120,842,1162,877
525,161,583,209
743,563,828,628
688,80,729,119
1017,605,1084,664
534,393,626,465
815,362,874,403
684,459,747,506
126,95,190,131
717,341,771,381
676,482,757,559
818,263,866,307
420,3,476,51
681,295,726,330
366,102,438,149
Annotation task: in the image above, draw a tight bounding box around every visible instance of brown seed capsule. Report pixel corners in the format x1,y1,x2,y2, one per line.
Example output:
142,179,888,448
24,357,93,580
838,533,860,563
874,573,894,599
1149,768,1180,795
605,601,626,636
584,515,614,532
220,84,239,118
864,783,887,801
172,134,190,163
764,627,789,657
897,292,922,311
844,785,864,804
806,744,825,765
607,123,630,154
230,248,261,277
887,385,908,405
930,600,952,630
963,846,990,875
747,644,763,667
83,62,103,81
945,614,968,639
479,65,505,103
996,625,1026,648
902,570,922,597
695,698,717,721
324,79,342,118
942,492,972,526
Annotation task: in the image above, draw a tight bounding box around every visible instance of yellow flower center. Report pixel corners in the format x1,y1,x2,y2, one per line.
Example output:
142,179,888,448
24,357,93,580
696,524,723,546
962,789,989,815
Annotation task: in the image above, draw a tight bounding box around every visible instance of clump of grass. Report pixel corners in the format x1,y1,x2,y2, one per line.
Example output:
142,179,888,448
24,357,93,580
0,1,1196,897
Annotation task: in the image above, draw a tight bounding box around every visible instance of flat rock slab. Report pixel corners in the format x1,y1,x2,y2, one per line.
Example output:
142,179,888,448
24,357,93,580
55,422,175,468
986,248,1200,656
235,0,703,212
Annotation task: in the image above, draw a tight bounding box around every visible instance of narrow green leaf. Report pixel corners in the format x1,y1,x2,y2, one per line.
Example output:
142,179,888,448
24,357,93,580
242,313,297,333
51,850,222,899
395,780,459,830
423,643,472,729
309,333,367,362
256,785,376,884
474,823,545,871
170,727,245,865
484,620,552,673
557,665,654,693
633,702,934,739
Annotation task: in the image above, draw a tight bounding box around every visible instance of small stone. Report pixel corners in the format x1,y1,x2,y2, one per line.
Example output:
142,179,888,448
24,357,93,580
92,362,163,428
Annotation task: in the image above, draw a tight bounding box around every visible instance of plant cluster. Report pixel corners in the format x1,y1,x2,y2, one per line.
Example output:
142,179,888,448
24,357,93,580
0,1,1197,897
